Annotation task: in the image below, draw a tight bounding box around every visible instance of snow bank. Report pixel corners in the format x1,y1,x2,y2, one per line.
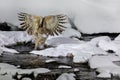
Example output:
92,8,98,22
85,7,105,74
56,73,75,80
1,0,120,33
89,55,120,78
0,63,50,80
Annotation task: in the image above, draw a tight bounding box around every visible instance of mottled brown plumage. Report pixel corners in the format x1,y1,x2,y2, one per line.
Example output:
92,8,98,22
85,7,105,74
18,12,67,49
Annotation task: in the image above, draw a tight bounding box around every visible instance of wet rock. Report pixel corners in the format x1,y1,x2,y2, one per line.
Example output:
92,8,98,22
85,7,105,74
0,22,21,31
0,22,11,31
106,50,115,53
22,57,45,68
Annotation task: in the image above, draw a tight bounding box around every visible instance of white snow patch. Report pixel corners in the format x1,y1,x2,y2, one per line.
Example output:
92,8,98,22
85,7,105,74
74,68,79,72
89,36,111,46
58,65,72,69
0,47,19,53
114,34,120,41
89,55,120,78
98,40,120,52
0,31,33,46
46,37,83,47
45,59,56,63
56,73,75,80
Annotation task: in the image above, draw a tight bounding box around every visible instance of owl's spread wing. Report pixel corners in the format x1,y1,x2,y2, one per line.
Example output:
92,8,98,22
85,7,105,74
43,15,67,36
18,12,42,35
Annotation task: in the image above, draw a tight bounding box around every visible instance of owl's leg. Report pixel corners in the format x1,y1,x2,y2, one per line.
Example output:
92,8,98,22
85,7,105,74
38,37,47,49
34,34,40,50
34,37,39,50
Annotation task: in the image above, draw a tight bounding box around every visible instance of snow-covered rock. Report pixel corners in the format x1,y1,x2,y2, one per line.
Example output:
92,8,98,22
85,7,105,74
89,55,120,69
0,31,33,46
89,36,111,46
31,43,107,63
0,63,50,80
56,73,75,80
89,55,120,78
58,65,72,69
0,47,19,53
98,40,120,52
45,59,56,63
46,37,83,47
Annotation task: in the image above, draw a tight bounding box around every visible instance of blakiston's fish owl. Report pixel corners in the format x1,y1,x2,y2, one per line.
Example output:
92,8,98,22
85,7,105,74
18,12,67,49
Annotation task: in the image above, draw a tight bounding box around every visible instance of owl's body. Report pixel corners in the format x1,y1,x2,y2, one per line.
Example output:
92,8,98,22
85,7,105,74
18,12,67,49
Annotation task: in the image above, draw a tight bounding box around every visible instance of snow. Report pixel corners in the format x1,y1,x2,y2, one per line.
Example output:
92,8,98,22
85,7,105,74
98,40,120,52
45,59,56,63
89,55,120,78
46,37,83,47
114,34,120,41
0,28,81,53
56,73,75,80
1,0,120,33
1,31,120,78
0,31,33,54
61,28,81,38
0,63,50,80
0,47,19,53
89,36,111,46
58,65,72,69
0,31,33,46
31,43,107,63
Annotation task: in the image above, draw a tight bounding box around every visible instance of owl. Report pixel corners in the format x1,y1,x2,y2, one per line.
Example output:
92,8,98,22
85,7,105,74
18,12,67,49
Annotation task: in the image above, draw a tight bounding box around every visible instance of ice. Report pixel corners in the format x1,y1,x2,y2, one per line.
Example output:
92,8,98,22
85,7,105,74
56,73,75,80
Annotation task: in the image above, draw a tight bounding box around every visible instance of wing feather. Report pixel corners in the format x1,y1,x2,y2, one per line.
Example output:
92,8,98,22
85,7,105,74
43,14,67,36
18,12,42,35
